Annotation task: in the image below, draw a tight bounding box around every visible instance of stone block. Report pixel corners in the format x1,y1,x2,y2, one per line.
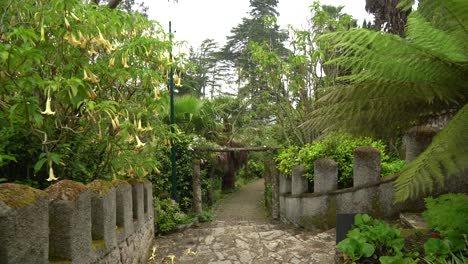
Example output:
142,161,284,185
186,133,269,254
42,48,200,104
129,179,145,229
143,179,154,221
353,146,381,187
404,126,436,163
291,166,308,195
314,158,338,193
0,183,49,264
279,173,291,194
88,180,117,251
113,180,133,241
46,180,92,263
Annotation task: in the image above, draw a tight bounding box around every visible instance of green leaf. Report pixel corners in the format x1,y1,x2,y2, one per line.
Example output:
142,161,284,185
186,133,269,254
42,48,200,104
34,158,47,173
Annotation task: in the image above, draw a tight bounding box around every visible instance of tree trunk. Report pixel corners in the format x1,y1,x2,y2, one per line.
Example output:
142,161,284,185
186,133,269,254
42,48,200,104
222,152,236,191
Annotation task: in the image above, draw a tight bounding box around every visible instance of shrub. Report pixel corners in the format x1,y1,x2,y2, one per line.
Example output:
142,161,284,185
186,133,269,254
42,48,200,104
154,198,192,233
337,214,417,263
275,133,404,188
423,193,468,254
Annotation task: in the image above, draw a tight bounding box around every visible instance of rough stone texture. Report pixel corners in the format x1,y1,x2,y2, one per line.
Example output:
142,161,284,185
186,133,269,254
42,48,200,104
130,181,145,229
314,159,338,193
88,180,117,252
114,181,134,241
46,180,92,263
279,173,291,194
271,162,280,220
400,213,429,230
143,179,154,222
0,184,49,264
192,159,203,214
153,179,335,264
96,220,154,264
404,126,436,163
353,146,381,188
291,166,308,196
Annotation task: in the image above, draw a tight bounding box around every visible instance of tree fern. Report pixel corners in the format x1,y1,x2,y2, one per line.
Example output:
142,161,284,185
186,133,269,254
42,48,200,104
395,105,468,202
305,0,468,201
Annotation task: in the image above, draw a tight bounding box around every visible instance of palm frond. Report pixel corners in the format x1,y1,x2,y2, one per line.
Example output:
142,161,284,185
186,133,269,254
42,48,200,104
395,104,468,202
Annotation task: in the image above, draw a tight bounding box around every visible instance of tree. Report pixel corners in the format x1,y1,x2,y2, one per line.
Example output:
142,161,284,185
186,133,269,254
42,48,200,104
0,0,176,184
222,0,288,121
365,0,412,35
306,0,468,201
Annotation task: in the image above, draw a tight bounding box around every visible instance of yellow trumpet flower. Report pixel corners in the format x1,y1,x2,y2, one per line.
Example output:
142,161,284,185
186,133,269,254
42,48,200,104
40,25,45,42
109,57,115,67
135,135,146,148
70,12,81,23
46,164,59,182
64,17,71,31
41,96,56,115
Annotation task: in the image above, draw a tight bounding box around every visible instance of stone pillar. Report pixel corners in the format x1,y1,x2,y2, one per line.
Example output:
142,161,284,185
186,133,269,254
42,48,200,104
88,180,117,251
279,173,292,194
143,179,154,221
0,184,49,264
113,180,133,242
271,161,280,220
129,179,145,229
404,126,436,163
353,146,381,188
46,180,92,263
314,158,338,193
291,165,308,195
192,159,202,214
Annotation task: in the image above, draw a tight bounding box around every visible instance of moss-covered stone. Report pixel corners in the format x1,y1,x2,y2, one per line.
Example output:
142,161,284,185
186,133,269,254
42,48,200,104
45,180,87,201
0,183,47,209
407,126,437,140
91,239,106,251
49,260,72,264
299,196,337,231
354,146,380,160
112,179,131,187
88,180,113,196
127,178,145,185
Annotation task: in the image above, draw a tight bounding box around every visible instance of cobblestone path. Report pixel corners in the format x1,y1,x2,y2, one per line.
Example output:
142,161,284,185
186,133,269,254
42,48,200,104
151,179,336,264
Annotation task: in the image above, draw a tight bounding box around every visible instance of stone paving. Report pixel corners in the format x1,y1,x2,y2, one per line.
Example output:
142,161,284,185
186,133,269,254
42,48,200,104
151,179,336,264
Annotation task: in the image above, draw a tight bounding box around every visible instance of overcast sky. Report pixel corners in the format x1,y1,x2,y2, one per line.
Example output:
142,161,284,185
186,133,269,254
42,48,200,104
145,0,373,49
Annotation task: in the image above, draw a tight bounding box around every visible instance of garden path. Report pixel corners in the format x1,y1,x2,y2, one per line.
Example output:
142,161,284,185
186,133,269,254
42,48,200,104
151,179,336,264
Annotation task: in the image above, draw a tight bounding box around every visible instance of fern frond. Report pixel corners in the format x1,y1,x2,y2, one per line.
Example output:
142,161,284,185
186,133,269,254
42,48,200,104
395,104,468,202
306,0,468,136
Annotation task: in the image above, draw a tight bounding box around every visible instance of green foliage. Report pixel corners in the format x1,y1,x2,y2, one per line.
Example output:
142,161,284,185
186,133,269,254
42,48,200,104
197,210,214,223
303,0,468,201
275,133,403,187
154,198,192,233
422,194,468,251
337,214,415,262
395,106,468,201
424,238,452,262
0,0,178,184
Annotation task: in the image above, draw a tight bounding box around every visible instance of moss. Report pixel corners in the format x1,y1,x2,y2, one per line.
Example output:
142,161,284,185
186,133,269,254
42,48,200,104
49,260,72,264
45,180,87,202
92,239,106,251
116,226,124,233
87,180,113,196
407,126,436,140
401,228,430,238
127,178,145,185
112,179,131,187
0,183,47,209
354,146,380,160
299,196,337,230
371,193,385,219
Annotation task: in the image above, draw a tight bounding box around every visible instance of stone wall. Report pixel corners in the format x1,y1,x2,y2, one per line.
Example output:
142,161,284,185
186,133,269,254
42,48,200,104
279,127,468,231
0,179,154,264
